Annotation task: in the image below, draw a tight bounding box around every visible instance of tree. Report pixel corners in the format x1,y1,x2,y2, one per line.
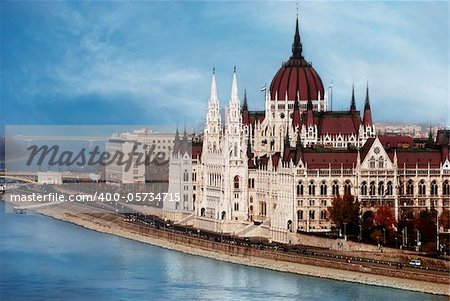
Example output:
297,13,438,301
327,193,360,235
374,205,396,230
440,210,450,230
414,210,437,243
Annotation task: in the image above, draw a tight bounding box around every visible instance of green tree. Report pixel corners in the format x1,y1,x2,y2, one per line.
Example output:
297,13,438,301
327,193,360,235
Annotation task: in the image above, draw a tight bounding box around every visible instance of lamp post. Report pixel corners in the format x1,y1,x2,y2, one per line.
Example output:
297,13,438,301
359,224,362,242
343,222,347,241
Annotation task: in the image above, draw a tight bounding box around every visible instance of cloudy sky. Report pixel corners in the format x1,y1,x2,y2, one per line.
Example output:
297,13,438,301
1,1,448,132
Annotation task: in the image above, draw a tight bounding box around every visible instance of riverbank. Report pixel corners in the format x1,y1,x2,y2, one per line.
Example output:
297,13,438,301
29,203,449,296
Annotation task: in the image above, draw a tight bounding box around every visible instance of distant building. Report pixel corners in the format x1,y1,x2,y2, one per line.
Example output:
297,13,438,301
37,171,62,185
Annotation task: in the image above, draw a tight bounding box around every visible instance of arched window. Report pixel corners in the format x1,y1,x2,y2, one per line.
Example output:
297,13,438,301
201,208,206,217
332,180,339,196
221,211,226,220
443,180,450,196
369,156,376,168
297,210,304,221
431,181,438,196
309,181,316,196
183,170,189,181
309,210,315,220
361,181,367,196
378,156,384,168
260,202,267,216
320,210,327,220
386,181,393,195
378,181,385,196
234,175,240,189
320,181,327,196
418,180,426,195
344,180,351,195
297,181,304,195
406,180,414,195
369,181,376,196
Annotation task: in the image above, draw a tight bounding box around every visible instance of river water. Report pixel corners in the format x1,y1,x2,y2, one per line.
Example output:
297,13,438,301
0,201,446,301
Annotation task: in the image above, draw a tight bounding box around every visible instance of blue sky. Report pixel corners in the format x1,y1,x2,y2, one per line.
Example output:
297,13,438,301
1,1,449,132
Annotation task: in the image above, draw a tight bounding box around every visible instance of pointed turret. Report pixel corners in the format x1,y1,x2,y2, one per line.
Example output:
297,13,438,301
291,17,303,59
363,83,373,127
350,83,356,112
242,89,249,125
179,126,189,155
295,131,303,165
173,126,180,156
283,127,291,162
230,66,239,106
210,68,219,105
292,95,301,129
305,99,314,127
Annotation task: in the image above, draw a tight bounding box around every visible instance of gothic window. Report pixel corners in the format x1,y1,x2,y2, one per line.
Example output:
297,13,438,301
320,181,327,196
406,180,414,195
386,181,393,195
234,175,240,189
309,181,316,196
369,181,376,196
378,181,384,196
201,208,206,217
234,203,239,211
234,143,238,156
443,180,450,195
378,156,384,168
309,210,315,220
360,181,367,196
221,211,226,220
260,202,267,216
297,210,304,221
418,180,426,195
344,180,351,195
369,156,376,168
320,210,327,220
183,170,189,182
332,180,339,196
297,181,304,195
430,180,438,196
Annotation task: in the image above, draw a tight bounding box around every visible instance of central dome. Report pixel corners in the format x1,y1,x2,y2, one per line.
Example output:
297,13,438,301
270,19,324,101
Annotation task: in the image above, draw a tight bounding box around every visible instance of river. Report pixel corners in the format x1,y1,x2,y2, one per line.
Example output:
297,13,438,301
0,201,446,301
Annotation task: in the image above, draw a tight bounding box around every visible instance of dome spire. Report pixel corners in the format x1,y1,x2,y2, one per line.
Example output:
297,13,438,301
291,13,303,59
350,83,356,111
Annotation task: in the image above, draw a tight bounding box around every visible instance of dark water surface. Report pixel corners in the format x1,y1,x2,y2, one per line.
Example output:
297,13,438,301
0,201,446,301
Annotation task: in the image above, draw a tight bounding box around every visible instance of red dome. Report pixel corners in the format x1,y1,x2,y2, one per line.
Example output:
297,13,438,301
269,19,324,101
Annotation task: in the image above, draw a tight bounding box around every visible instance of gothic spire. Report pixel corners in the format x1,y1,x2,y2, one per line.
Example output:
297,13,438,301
363,82,373,127
284,126,290,147
291,17,303,59
242,88,248,111
350,83,356,111
230,66,239,106
364,82,371,110
209,68,219,105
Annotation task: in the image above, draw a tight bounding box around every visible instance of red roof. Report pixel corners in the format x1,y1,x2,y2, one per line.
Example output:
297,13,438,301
316,112,361,136
191,145,202,160
270,62,324,101
302,151,358,169
387,150,441,168
379,135,415,148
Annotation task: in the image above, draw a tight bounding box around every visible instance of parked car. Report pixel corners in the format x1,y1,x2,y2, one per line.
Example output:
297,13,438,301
409,259,421,266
